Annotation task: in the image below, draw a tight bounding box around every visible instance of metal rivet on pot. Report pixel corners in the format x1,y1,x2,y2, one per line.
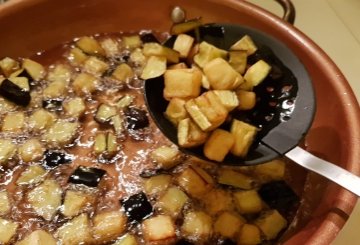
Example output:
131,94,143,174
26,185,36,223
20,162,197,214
171,6,186,23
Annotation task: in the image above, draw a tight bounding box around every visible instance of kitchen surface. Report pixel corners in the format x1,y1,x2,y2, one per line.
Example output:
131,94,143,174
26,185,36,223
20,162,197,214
248,0,360,244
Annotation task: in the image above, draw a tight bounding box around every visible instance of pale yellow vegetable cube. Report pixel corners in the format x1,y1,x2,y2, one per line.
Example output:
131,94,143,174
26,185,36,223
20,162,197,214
0,191,10,215
18,139,45,162
28,109,56,132
204,129,235,162
2,112,25,132
203,188,234,215
254,210,287,240
164,68,202,100
43,81,67,98
181,211,212,240
83,56,109,76
213,90,239,111
76,36,105,56
233,190,263,214
68,47,88,65
142,43,179,63
0,218,18,244
177,118,209,148
47,64,72,84
165,98,188,126
62,190,93,218
237,224,261,245
112,63,134,82
0,57,20,77
176,167,211,198
0,139,16,164
157,187,188,217
244,60,271,87
194,41,228,68
230,120,257,158
130,48,146,66
56,213,93,245
22,58,45,80
140,56,167,80
42,120,79,147
72,73,99,95
230,35,258,55
150,146,181,169
16,230,57,245
93,210,127,243
142,215,176,242
8,77,29,91
229,50,248,74
218,168,255,189
16,165,47,185
203,58,244,90
184,100,212,131
123,35,142,49
63,97,86,118
253,159,286,182
214,211,246,239
237,90,256,110
114,234,138,245
100,38,120,57
173,34,195,58
144,174,172,195
168,62,188,70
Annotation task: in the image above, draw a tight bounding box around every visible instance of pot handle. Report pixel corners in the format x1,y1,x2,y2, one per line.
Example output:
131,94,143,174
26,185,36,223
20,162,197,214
273,0,296,24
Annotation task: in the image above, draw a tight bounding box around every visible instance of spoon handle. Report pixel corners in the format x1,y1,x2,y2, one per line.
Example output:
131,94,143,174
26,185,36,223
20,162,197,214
285,146,360,197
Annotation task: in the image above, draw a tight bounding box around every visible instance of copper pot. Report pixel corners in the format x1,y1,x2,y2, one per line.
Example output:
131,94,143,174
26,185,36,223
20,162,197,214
0,0,359,244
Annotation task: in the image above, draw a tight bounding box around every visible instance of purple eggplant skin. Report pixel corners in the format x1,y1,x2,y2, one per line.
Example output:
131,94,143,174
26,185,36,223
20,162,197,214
140,32,160,43
43,150,72,168
42,98,63,111
120,192,153,223
125,107,149,130
68,166,107,187
0,79,31,106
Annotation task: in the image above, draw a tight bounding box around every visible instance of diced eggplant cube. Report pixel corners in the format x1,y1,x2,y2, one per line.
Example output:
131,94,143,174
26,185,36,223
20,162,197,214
243,60,271,87
22,58,45,81
193,41,227,68
150,146,181,169
254,210,287,240
230,120,258,158
42,98,63,111
236,90,256,111
42,120,79,147
76,36,105,56
68,47,88,65
0,79,31,106
43,150,72,168
165,98,188,126
170,18,202,35
233,190,263,214
0,190,10,215
230,35,258,55
0,139,16,164
43,81,67,98
173,34,195,58
62,190,93,218
68,166,106,187
8,76,30,91
116,94,135,109
177,118,209,148
142,215,176,242
144,174,172,195
0,57,20,77
181,211,212,241
106,132,118,157
27,179,63,220
16,165,47,185
140,55,167,80
72,73,99,95
83,56,109,76
253,159,286,183
28,109,56,132
114,234,138,245
218,169,255,190
120,192,153,223
111,115,125,136
63,97,86,118
100,38,120,57
214,211,246,239
258,181,299,215
94,133,107,155
47,64,72,84
19,139,45,163
93,210,127,243
56,213,93,245
125,107,149,130
176,167,211,198
229,50,248,74
237,224,261,245
1,111,25,132
0,218,18,244
95,104,118,124
123,35,142,49
157,187,188,217
164,68,202,101
204,129,235,162
112,63,134,82
203,188,234,216
140,32,159,43
16,230,57,245
142,43,180,63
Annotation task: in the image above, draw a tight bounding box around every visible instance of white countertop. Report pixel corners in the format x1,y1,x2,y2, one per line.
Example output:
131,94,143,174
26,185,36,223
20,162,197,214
248,0,360,244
